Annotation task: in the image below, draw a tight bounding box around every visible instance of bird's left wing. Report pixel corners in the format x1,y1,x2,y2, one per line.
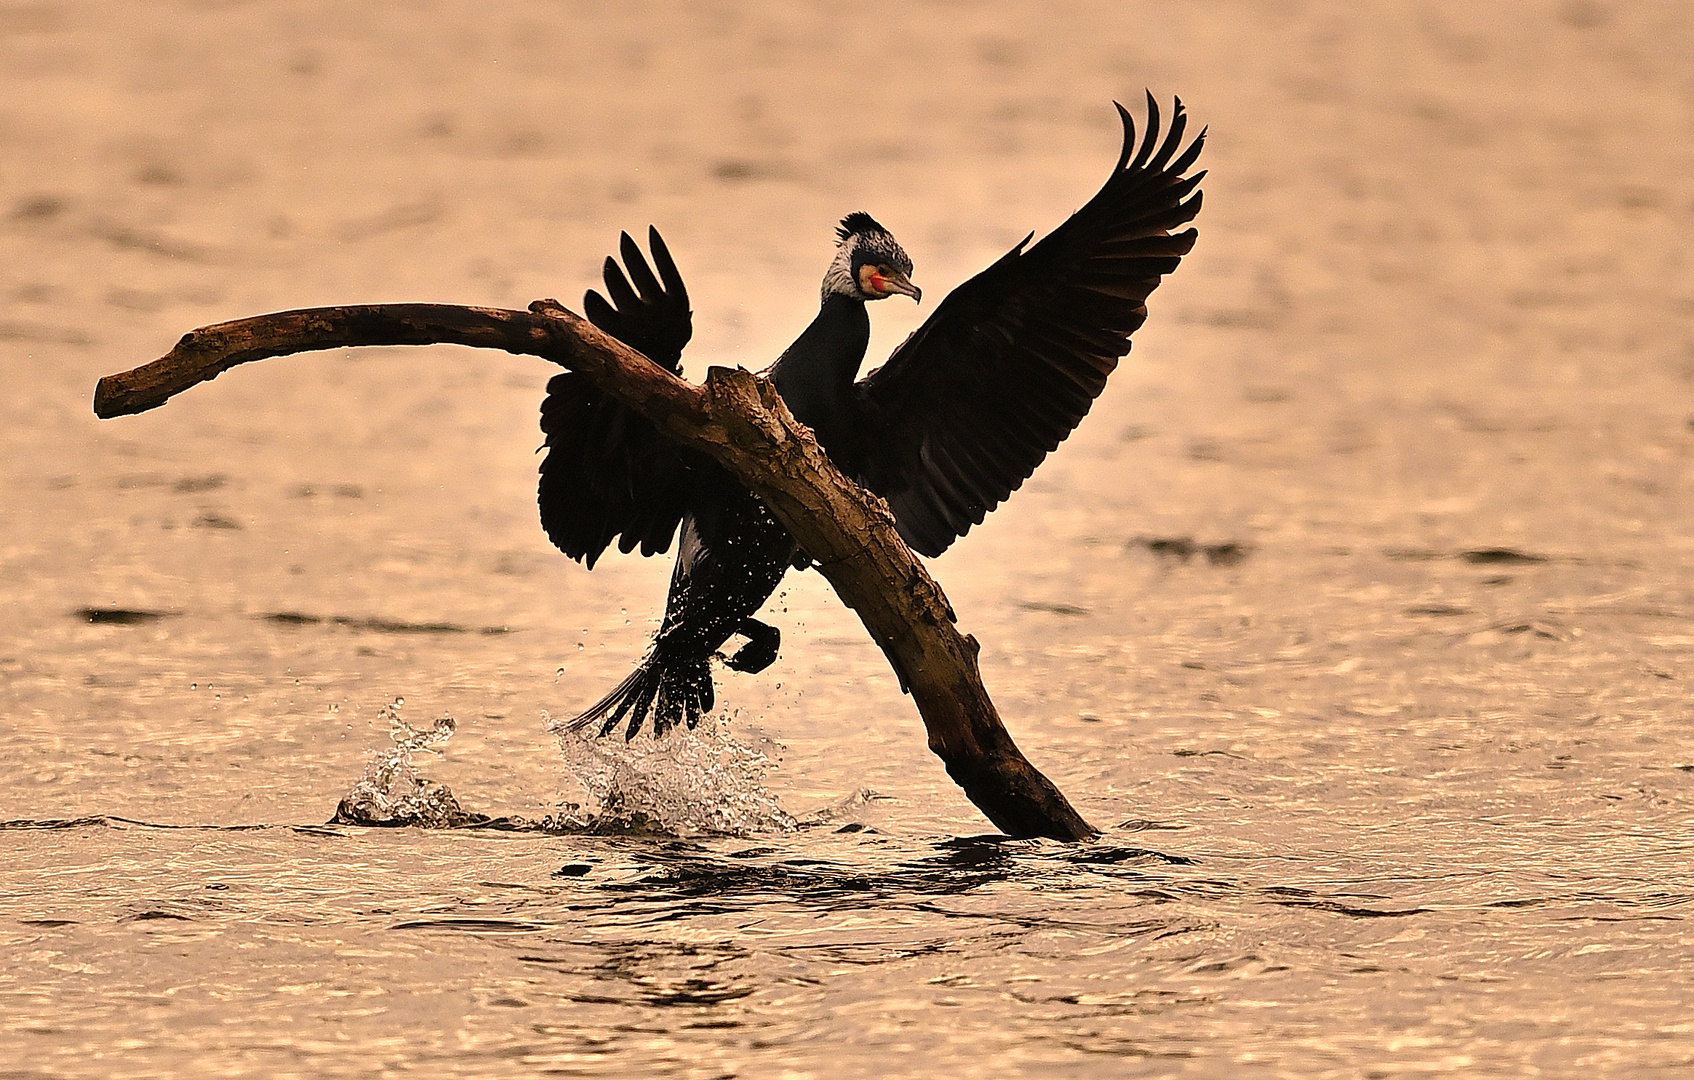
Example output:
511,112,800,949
539,228,709,569
856,96,1204,557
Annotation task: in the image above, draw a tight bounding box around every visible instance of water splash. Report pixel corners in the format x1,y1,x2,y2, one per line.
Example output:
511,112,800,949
333,699,479,827
544,711,796,835
796,787,894,829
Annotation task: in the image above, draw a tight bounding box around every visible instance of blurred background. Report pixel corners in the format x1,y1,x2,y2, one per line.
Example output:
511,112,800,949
2,0,1692,824
6,0,1691,818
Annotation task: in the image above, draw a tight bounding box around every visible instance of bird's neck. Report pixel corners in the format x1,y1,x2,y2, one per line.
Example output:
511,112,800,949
768,294,871,450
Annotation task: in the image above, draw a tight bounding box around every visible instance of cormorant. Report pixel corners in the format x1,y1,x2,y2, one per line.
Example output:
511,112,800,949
539,97,1204,739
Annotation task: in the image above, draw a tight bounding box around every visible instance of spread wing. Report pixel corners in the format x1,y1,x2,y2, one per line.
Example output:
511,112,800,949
856,95,1205,556
538,228,707,568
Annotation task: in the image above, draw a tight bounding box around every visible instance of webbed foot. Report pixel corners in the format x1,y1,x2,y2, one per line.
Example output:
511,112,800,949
721,617,781,673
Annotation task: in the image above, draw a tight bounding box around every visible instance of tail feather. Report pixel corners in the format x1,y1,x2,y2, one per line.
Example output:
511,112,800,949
565,650,715,739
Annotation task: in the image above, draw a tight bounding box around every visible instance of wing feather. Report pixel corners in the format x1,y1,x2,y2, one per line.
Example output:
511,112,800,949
943,434,1017,508
538,228,708,568
856,97,1204,556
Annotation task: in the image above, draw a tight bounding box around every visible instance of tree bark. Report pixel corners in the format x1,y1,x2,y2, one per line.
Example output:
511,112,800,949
95,300,1099,841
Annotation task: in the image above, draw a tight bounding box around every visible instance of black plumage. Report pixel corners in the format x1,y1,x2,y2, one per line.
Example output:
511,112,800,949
538,229,703,568
540,97,1205,738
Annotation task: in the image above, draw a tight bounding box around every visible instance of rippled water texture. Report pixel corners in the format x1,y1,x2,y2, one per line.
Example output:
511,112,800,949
4,2,1694,1077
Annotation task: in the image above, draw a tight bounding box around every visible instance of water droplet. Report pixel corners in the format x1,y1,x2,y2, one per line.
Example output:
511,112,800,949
335,704,467,827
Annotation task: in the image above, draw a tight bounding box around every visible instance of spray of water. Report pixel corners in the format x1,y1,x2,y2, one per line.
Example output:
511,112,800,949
333,698,479,827
544,710,796,835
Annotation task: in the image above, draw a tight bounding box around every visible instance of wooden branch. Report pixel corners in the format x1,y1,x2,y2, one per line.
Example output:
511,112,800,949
95,301,1099,841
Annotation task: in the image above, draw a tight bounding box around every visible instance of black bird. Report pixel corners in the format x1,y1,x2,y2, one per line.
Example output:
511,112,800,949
539,96,1204,739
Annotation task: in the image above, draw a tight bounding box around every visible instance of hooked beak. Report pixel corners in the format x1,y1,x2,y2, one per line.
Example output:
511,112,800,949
883,269,921,303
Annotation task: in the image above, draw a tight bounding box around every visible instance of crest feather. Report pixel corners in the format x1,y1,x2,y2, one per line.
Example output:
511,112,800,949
836,212,886,241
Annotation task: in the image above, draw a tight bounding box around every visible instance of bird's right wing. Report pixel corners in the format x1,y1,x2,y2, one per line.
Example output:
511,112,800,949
538,228,708,568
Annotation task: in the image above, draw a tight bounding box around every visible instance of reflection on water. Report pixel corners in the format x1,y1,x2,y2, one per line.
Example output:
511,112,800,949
593,834,1193,909
7,813,1689,1077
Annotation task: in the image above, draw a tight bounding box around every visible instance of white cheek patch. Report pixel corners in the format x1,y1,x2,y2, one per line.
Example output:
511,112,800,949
820,247,857,302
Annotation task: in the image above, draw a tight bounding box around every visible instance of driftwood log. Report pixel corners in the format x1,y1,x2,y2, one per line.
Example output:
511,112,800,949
94,301,1099,841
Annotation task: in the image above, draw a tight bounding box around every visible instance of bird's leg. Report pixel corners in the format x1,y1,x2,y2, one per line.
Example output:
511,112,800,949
721,618,781,673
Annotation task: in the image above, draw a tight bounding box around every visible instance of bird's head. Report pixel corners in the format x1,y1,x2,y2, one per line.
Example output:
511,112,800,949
822,212,920,304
